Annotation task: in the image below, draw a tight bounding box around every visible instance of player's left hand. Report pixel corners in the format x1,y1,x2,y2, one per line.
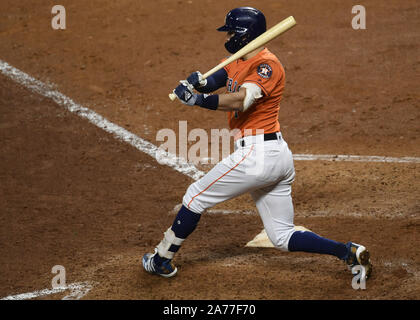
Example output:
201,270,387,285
187,71,207,88
173,80,198,106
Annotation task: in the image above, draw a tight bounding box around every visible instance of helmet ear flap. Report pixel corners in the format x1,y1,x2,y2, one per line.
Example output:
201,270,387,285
224,38,237,54
225,31,251,54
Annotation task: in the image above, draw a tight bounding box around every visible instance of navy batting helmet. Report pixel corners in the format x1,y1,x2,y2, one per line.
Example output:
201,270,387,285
217,7,267,54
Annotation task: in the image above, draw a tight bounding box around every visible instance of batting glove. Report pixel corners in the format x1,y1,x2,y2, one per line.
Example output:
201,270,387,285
187,71,207,89
173,80,198,106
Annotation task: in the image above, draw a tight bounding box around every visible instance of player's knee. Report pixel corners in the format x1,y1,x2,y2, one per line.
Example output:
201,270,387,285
268,227,295,251
182,183,205,214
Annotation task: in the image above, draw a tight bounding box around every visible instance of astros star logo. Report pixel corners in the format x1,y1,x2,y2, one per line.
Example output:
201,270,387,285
257,63,272,79
260,67,269,75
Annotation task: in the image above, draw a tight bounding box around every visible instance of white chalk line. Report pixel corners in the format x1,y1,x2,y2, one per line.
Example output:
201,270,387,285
172,203,417,219
171,203,256,215
293,154,420,163
1,59,419,298
0,282,94,300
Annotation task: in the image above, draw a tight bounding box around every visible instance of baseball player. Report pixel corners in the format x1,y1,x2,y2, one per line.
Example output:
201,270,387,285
142,7,372,280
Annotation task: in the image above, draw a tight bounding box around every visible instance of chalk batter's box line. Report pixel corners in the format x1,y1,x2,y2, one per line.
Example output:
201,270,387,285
0,282,94,300
293,154,420,163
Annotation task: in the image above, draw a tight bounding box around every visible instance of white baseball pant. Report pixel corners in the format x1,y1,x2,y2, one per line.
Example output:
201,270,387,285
183,132,296,251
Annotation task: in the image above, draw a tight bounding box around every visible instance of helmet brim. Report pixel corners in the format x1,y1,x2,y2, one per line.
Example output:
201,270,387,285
217,25,231,32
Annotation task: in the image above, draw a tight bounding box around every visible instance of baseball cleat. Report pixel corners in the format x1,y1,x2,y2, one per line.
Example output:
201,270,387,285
345,242,373,279
142,249,178,278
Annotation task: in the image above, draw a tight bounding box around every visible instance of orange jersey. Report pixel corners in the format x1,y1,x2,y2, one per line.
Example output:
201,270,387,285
223,48,285,139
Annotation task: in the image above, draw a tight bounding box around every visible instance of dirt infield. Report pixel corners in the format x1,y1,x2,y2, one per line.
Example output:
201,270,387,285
0,0,419,300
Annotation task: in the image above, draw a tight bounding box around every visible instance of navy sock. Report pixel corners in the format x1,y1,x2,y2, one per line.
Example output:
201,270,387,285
288,231,348,260
171,205,201,239
155,205,201,265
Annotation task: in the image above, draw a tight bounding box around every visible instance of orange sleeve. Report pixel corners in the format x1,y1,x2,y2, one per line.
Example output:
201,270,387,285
243,60,283,96
222,57,231,74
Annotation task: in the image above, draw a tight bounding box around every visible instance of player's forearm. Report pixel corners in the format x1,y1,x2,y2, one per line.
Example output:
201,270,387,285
195,69,228,94
217,95,243,111
193,89,245,112
217,90,246,112
174,81,246,111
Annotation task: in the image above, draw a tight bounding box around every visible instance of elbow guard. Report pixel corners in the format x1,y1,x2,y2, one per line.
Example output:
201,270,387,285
241,82,263,112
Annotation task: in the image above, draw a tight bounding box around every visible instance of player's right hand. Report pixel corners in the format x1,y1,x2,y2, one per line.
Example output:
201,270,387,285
187,71,207,88
173,80,198,106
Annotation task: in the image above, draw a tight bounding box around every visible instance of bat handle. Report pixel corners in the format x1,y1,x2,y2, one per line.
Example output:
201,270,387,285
169,70,208,101
168,92,177,101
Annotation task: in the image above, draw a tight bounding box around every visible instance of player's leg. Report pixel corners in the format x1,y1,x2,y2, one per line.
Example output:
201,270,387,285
251,181,372,277
251,184,347,256
143,145,262,277
250,135,372,275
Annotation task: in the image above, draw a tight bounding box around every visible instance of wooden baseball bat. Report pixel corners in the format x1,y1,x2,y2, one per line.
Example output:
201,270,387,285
169,16,297,101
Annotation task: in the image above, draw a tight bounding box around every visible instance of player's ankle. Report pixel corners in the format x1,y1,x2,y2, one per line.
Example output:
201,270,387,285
153,252,171,267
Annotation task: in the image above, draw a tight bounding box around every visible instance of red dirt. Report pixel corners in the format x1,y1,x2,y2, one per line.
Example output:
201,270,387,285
0,0,419,300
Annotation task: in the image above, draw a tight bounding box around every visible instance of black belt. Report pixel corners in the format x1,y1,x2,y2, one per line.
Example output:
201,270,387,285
239,132,281,147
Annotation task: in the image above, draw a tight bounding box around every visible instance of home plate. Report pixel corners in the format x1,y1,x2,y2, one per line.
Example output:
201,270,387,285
245,226,312,248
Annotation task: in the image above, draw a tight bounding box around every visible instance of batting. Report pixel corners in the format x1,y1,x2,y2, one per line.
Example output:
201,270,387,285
142,7,372,280
168,16,297,101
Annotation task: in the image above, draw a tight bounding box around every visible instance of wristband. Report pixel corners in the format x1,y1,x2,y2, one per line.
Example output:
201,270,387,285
194,94,219,110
